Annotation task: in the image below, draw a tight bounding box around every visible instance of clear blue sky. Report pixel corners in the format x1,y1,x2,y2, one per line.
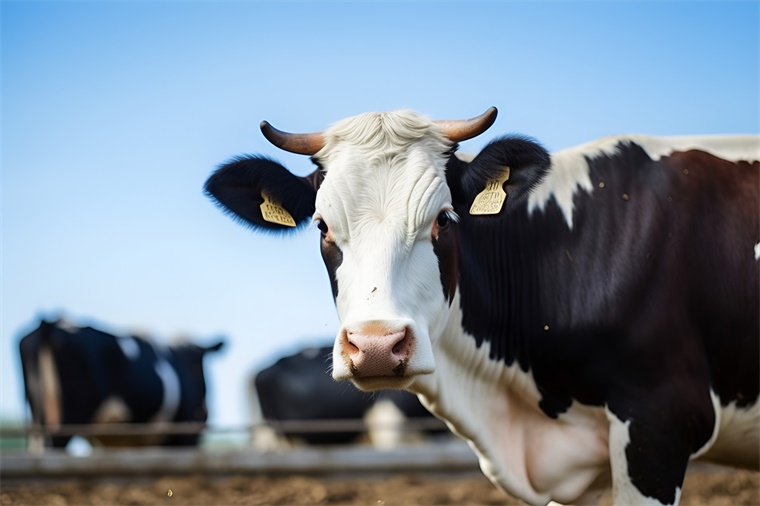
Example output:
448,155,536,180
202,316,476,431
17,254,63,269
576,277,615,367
2,1,758,429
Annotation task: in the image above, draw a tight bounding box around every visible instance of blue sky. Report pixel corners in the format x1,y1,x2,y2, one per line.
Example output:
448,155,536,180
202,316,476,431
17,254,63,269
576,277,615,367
2,1,758,430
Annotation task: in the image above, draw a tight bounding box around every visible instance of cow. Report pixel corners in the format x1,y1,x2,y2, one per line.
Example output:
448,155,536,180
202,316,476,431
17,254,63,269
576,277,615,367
249,345,447,448
19,318,224,449
204,107,759,505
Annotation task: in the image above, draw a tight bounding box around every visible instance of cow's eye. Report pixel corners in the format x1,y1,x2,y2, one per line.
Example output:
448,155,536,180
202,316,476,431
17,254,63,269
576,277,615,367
432,210,456,240
316,219,329,235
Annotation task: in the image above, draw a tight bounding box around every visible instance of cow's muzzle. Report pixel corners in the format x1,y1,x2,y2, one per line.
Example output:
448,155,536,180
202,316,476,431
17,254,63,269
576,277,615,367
334,320,417,383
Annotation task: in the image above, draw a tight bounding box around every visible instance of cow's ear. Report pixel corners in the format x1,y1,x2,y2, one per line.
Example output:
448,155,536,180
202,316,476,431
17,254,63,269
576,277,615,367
204,155,322,233
203,340,225,354
448,136,550,216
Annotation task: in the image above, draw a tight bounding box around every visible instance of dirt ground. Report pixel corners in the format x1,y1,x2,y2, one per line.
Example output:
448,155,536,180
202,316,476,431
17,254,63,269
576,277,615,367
1,468,758,506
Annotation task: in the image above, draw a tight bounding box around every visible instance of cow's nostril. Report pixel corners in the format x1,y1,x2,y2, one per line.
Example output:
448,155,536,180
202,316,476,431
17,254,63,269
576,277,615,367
392,331,409,356
342,332,360,354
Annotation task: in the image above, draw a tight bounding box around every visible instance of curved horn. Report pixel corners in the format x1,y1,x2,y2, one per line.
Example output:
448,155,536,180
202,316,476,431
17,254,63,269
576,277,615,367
260,121,326,156
434,107,498,143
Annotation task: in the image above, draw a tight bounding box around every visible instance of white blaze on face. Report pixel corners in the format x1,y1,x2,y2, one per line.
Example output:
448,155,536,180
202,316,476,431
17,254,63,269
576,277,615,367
314,111,454,388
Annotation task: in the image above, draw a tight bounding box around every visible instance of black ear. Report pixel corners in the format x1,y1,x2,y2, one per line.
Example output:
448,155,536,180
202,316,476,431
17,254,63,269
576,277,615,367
448,135,551,216
204,155,322,233
202,340,225,354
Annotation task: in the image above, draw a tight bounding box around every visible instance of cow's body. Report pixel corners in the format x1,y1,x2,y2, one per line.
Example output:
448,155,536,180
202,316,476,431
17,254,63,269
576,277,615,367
249,345,446,447
19,319,224,449
205,108,759,505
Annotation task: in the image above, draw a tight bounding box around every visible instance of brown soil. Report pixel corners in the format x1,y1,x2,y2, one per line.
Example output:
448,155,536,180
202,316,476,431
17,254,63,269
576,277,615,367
1,468,757,506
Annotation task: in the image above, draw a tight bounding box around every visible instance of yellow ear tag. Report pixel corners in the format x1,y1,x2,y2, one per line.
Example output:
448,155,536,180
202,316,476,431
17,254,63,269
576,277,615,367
469,167,511,215
260,192,296,227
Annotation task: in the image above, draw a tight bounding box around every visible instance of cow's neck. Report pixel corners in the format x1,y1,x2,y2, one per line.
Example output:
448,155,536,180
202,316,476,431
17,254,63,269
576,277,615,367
455,203,548,371
412,289,609,506
412,291,555,505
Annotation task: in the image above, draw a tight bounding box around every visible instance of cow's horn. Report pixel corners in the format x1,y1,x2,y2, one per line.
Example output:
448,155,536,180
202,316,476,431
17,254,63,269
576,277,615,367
435,107,498,143
260,121,326,155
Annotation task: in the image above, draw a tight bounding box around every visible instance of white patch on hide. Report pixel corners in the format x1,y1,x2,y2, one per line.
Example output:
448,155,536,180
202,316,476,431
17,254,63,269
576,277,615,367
606,409,681,505
92,396,132,423
528,134,760,230
150,346,181,423
700,395,760,469
116,336,141,360
364,398,422,449
691,390,721,460
38,344,61,428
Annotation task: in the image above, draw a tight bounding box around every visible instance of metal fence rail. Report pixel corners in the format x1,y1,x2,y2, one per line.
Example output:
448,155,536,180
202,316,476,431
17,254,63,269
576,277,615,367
0,418,448,439
0,440,479,479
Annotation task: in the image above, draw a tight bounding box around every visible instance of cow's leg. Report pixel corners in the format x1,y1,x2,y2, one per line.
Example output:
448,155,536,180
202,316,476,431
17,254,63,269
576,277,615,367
605,387,716,506
51,434,72,448
606,412,681,505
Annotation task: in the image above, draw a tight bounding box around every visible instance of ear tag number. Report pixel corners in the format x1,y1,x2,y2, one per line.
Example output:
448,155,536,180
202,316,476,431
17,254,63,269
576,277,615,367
260,192,296,227
469,167,511,216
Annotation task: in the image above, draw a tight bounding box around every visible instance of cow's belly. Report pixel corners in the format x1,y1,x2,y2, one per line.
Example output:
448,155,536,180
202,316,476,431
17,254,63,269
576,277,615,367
700,399,760,469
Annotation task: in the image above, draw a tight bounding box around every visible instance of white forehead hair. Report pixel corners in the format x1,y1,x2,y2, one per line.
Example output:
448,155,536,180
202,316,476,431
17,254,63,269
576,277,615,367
315,110,453,244
318,110,451,161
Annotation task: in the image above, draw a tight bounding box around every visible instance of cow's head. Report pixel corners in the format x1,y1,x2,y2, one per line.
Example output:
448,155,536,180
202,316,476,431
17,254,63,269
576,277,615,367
206,108,545,391
170,340,225,421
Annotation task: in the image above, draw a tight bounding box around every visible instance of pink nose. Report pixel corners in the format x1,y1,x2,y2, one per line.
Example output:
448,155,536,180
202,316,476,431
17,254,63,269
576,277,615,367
341,324,412,377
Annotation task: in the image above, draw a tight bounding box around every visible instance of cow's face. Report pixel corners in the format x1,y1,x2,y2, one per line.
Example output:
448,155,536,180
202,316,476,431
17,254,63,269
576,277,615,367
313,117,457,389
205,109,497,391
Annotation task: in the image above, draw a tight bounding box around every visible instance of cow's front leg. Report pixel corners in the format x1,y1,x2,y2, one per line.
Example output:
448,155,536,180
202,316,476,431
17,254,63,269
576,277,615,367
604,386,716,506
606,412,682,505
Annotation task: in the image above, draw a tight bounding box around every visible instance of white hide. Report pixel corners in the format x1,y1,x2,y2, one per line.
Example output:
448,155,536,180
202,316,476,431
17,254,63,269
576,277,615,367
38,344,61,428
116,335,141,360
605,411,680,506
529,134,760,230
701,397,760,468
149,344,181,423
92,396,132,423
363,398,425,449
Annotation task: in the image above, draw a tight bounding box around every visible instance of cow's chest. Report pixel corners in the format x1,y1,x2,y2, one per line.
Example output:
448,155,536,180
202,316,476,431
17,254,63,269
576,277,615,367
414,326,611,505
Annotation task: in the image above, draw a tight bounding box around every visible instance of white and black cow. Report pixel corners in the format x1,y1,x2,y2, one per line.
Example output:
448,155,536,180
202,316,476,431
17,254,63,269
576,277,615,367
249,345,446,448
19,319,224,449
205,108,759,505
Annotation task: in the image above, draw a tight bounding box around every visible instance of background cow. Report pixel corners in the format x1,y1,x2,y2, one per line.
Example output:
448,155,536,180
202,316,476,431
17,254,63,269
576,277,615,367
205,107,759,505
19,319,224,450
249,345,447,448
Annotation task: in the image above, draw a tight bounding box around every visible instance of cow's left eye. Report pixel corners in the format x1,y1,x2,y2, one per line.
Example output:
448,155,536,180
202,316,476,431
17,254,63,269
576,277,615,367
433,210,456,240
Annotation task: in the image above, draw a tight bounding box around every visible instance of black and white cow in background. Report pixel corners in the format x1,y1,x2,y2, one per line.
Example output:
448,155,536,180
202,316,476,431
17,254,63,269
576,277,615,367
205,107,758,505
19,319,224,449
249,345,447,448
